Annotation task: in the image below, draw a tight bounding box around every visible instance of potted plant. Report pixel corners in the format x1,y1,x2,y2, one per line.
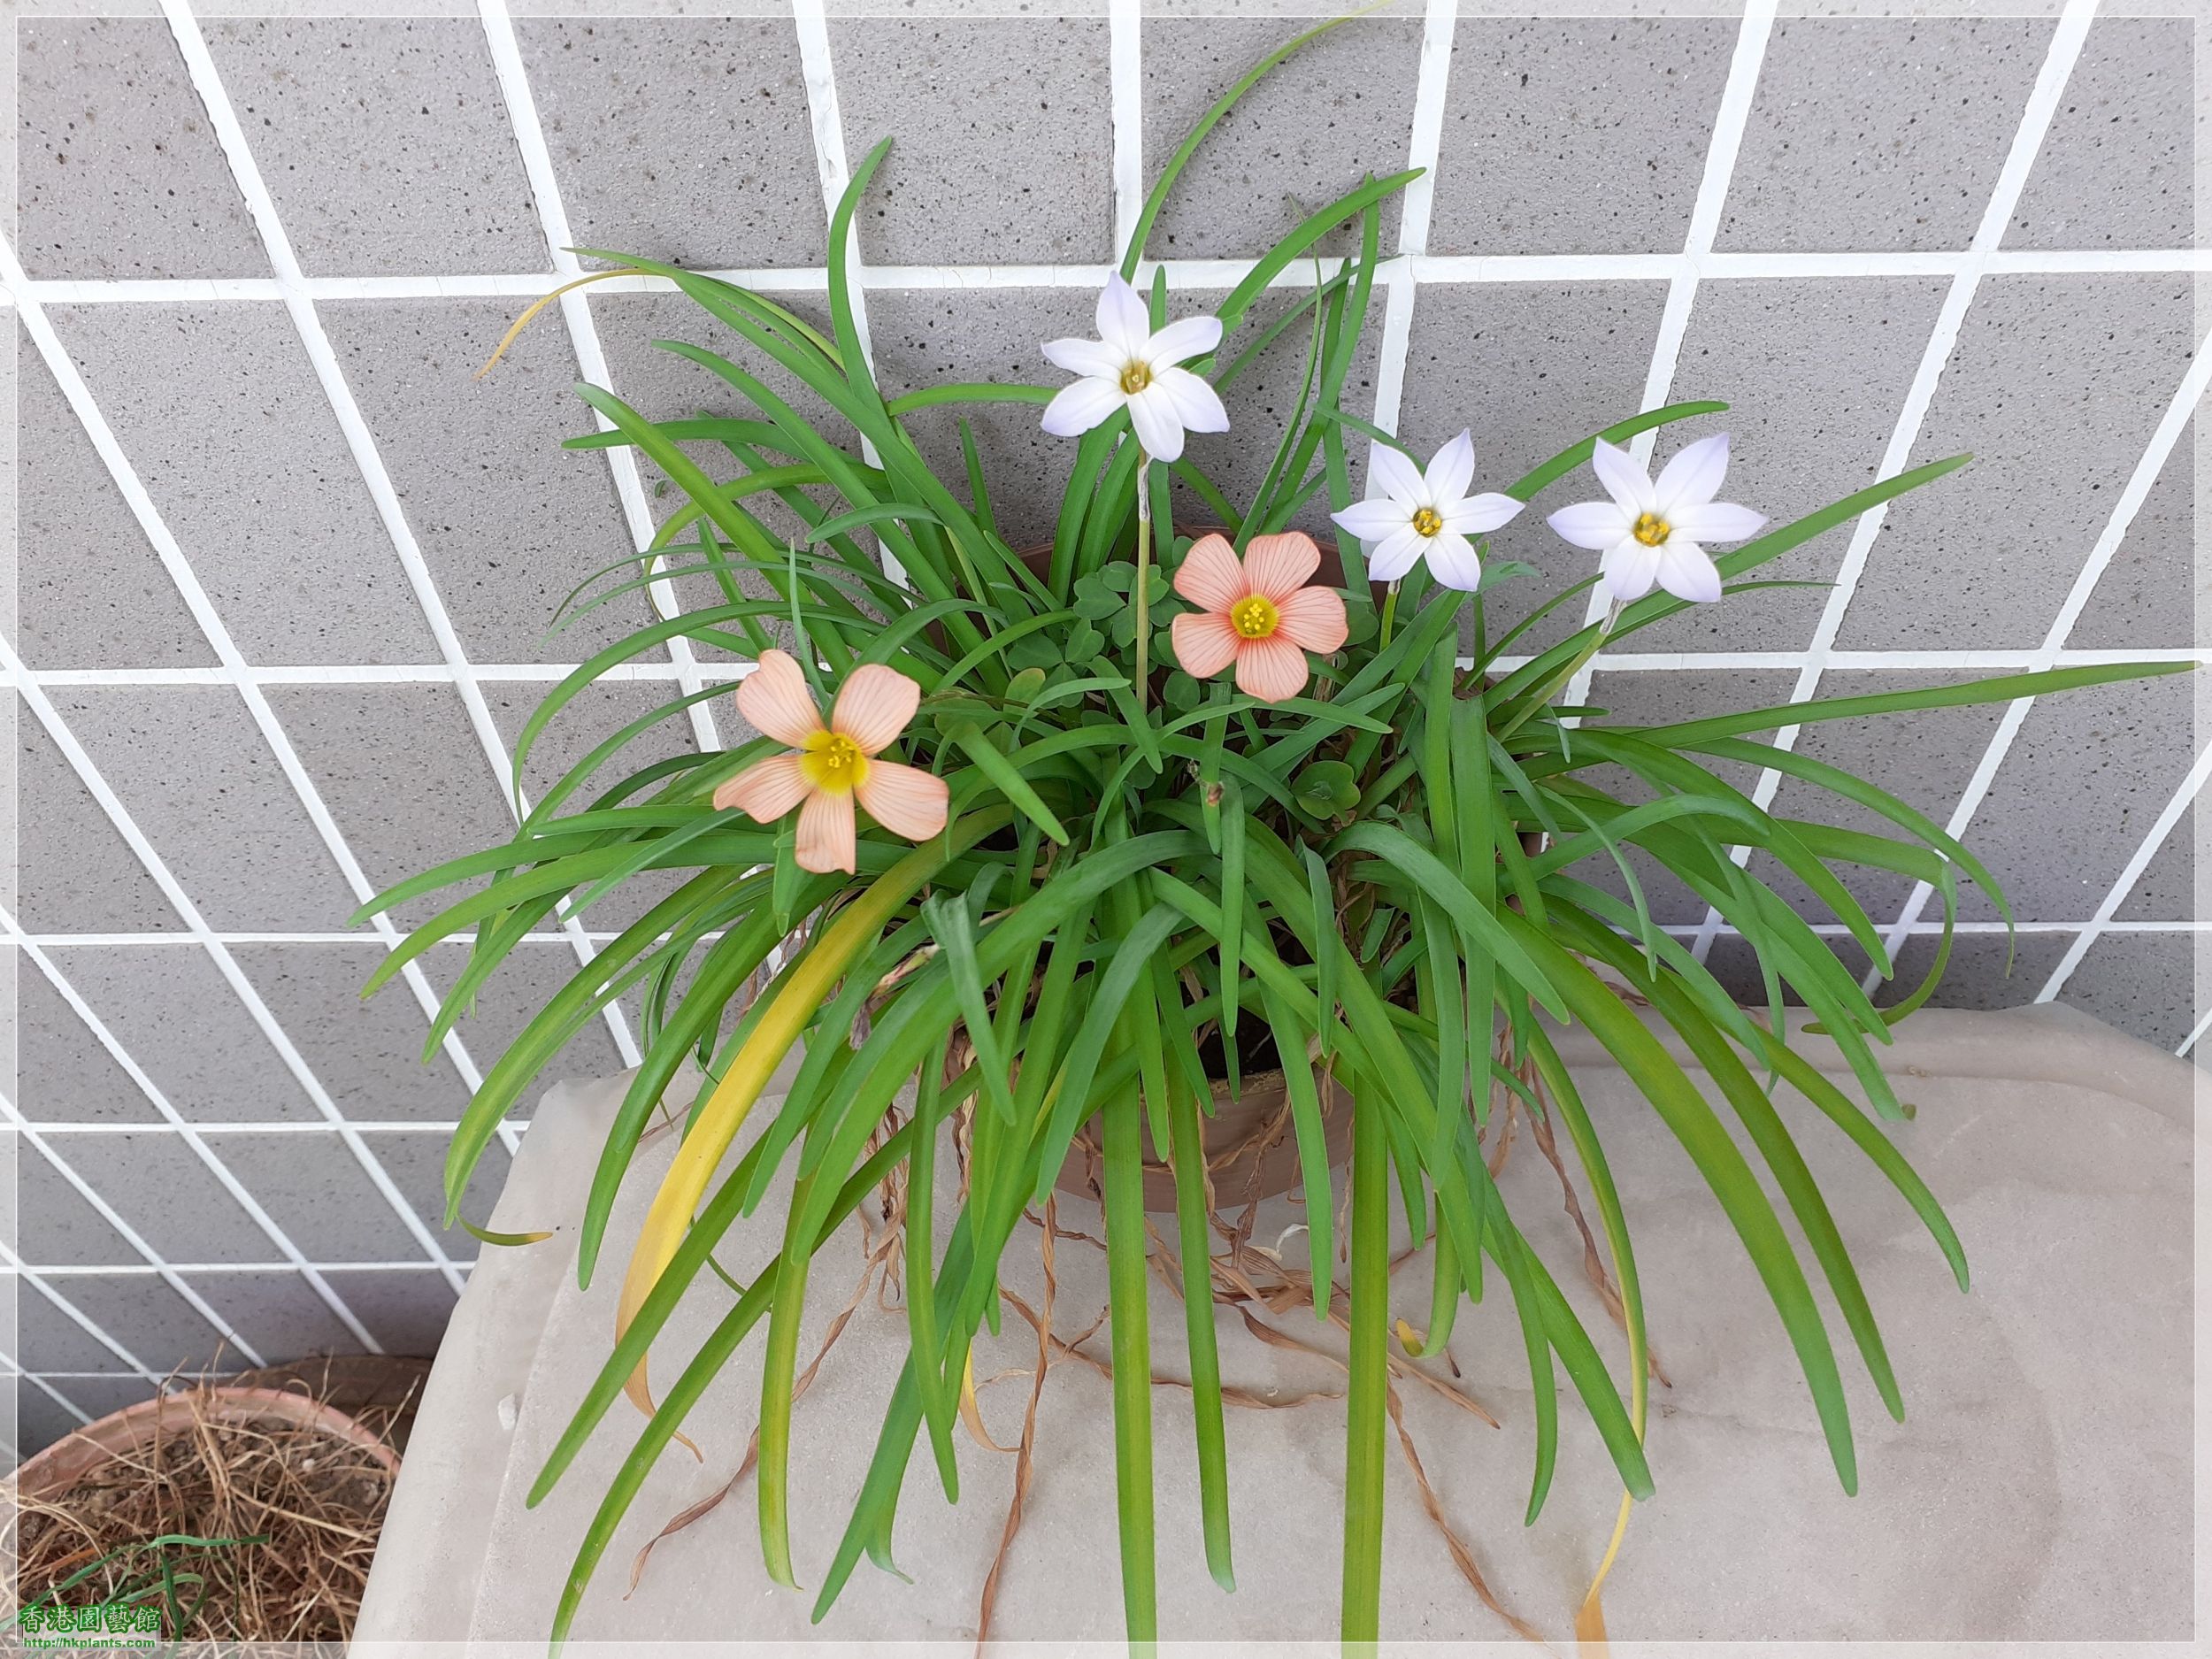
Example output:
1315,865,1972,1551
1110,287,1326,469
359,20,2186,1646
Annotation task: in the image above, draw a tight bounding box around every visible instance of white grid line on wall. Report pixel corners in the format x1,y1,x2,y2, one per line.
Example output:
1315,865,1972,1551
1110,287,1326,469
154,0,645,1075
3,902,392,1351
1687,0,2103,965
0,1092,271,1368
1871,319,2212,985
0,1239,165,1386
475,0,726,761
1366,0,1458,442
1109,0,1143,259
15,1370,95,1431
11,1,2205,1402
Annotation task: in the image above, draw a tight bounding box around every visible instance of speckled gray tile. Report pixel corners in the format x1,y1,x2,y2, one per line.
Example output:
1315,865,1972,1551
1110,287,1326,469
423,940,649,1108
230,945,473,1124
59,1274,235,1373
2065,414,2197,653
1636,277,1950,656
18,713,184,935
17,1378,92,1458
1393,281,1668,656
47,304,441,665
38,944,318,1125
1141,16,1421,261
18,965,166,1126
517,19,826,272
1955,669,2194,925
870,285,1125,557
2058,929,2200,1053
208,1133,435,1264
831,18,1112,267
483,677,703,933
1719,19,2054,253
1757,670,2011,927
265,683,515,931
1570,668,1798,926
1428,19,1735,257
322,1268,457,1356
53,687,355,933
2115,792,2196,925
17,19,265,280
1838,275,2196,652
371,1133,514,1262
588,289,851,656
33,1130,273,1267
179,1271,357,1367
2007,19,2193,252
319,299,655,665
18,1285,136,1373
201,19,548,278
16,345,212,671
18,1156,139,1269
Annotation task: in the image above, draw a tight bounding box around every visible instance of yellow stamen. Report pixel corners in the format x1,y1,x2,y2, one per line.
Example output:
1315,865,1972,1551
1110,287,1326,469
1231,594,1279,641
1119,360,1152,396
1411,505,1443,539
1632,511,1671,547
798,731,870,795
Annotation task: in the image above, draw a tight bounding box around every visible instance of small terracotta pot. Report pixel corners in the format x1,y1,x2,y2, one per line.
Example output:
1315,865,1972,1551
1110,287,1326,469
1054,1064,1356,1213
10,1385,400,1502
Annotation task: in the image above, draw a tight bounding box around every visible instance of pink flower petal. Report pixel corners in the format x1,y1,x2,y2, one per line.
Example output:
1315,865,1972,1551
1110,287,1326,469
735,649,826,748
1172,533,1245,615
1241,532,1323,603
1171,611,1241,680
855,760,950,841
712,752,810,821
795,790,858,875
1233,634,1311,703
828,663,921,756
1272,586,1348,654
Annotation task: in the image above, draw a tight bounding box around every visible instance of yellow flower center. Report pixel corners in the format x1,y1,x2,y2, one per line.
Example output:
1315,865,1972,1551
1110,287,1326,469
1119,360,1153,396
1632,511,1671,547
1411,505,1443,539
1232,594,1279,641
798,730,870,795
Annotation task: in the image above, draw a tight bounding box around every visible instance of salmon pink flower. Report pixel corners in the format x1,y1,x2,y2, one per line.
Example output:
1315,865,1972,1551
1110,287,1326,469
712,649,949,875
1169,531,1348,704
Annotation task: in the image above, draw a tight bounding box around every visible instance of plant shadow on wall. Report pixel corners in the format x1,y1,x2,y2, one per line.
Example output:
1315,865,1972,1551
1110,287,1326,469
356,17,2188,1649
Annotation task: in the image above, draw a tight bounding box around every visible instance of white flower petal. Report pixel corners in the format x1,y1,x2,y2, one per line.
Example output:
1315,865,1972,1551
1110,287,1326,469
1096,274,1150,357
1423,430,1477,509
1041,336,1124,379
1367,441,1427,509
1443,491,1524,536
1548,499,1629,550
1670,499,1767,545
1599,534,1663,603
1125,384,1186,461
1143,314,1223,367
1589,438,1655,517
1041,376,1125,438
1331,497,1409,541
1655,540,1721,603
1151,365,1229,434
1365,523,1429,582
1424,531,1484,591
1653,432,1730,515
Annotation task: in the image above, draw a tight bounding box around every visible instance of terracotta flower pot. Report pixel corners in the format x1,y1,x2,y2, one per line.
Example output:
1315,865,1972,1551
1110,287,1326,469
10,1385,400,1502
1054,1064,1356,1213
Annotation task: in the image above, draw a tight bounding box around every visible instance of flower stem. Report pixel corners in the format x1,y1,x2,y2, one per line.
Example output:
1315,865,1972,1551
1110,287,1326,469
1133,450,1154,710
1340,1089,1389,1646
1378,580,1400,649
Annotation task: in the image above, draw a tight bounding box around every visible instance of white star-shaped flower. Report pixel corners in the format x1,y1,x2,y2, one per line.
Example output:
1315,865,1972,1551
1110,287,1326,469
1548,434,1768,605
1039,275,1229,464
1330,432,1523,589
